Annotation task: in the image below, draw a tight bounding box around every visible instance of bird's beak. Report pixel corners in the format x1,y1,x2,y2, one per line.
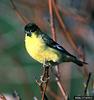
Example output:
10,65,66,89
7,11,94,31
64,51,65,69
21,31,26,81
25,31,31,37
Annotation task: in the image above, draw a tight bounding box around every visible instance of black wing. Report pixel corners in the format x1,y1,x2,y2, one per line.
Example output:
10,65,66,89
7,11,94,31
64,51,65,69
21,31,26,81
41,32,76,58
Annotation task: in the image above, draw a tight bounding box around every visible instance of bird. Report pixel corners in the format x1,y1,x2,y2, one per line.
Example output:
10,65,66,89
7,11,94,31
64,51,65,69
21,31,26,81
24,23,87,67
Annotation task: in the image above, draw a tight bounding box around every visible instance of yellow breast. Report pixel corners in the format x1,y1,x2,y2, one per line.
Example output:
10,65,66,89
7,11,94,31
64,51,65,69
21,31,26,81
25,33,60,64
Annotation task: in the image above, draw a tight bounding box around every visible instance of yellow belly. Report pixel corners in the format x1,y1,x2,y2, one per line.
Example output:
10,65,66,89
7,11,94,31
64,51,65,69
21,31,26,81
25,34,60,64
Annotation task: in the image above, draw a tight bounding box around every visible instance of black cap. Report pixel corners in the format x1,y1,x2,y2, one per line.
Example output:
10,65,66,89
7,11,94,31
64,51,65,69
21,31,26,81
24,23,39,32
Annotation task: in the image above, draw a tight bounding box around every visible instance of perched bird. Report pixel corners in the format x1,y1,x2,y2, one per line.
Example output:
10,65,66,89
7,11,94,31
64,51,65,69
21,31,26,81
24,23,87,66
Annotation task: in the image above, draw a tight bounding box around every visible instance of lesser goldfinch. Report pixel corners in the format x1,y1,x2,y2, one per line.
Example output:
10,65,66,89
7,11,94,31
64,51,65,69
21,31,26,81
24,23,87,66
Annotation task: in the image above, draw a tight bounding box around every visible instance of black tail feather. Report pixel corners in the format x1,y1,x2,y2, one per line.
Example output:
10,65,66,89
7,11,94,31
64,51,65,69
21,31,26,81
73,59,88,67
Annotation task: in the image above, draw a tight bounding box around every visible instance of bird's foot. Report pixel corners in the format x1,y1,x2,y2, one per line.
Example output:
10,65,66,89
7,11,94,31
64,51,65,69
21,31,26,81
43,60,51,67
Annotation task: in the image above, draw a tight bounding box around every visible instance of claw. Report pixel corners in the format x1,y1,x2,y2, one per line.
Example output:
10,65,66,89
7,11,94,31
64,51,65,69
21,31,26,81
43,60,51,67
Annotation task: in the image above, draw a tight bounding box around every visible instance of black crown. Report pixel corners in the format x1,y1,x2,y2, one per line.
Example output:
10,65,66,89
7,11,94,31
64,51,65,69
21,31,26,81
24,23,39,32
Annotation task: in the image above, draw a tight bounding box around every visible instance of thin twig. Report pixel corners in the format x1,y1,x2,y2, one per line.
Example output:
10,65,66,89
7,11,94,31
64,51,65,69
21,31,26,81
47,87,61,100
36,64,50,100
42,84,49,99
10,0,29,25
36,81,48,100
52,0,89,80
54,66,67,99
51,66,67,100
60,3,88,24
48,0,67,99
41,66,49,100
44,93,48,100
56,78,67,100
52,0,78,52
48,0,56,41
79,45,89,79
84,72,92,95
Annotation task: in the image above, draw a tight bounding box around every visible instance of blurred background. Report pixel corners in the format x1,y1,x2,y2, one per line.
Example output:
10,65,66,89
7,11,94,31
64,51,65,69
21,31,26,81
0,0,94,100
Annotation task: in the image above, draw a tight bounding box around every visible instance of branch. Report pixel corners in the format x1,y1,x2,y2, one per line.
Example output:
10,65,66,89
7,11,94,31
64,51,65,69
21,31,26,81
41,66,49,100
78,45,89,78
47,87,61,100
48,0,56,41
52,0,78,52
36,64,50,100
84,73,92,95
10,0,29,25
48,0,67,99
52,66,68,100
52,0,89,80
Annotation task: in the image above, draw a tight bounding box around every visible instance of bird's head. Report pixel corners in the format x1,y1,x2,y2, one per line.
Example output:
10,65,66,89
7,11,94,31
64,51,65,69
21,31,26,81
24,23,40,37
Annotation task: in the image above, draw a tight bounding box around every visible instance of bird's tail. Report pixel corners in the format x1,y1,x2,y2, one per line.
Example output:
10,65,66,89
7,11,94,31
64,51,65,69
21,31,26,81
73,58,88,67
